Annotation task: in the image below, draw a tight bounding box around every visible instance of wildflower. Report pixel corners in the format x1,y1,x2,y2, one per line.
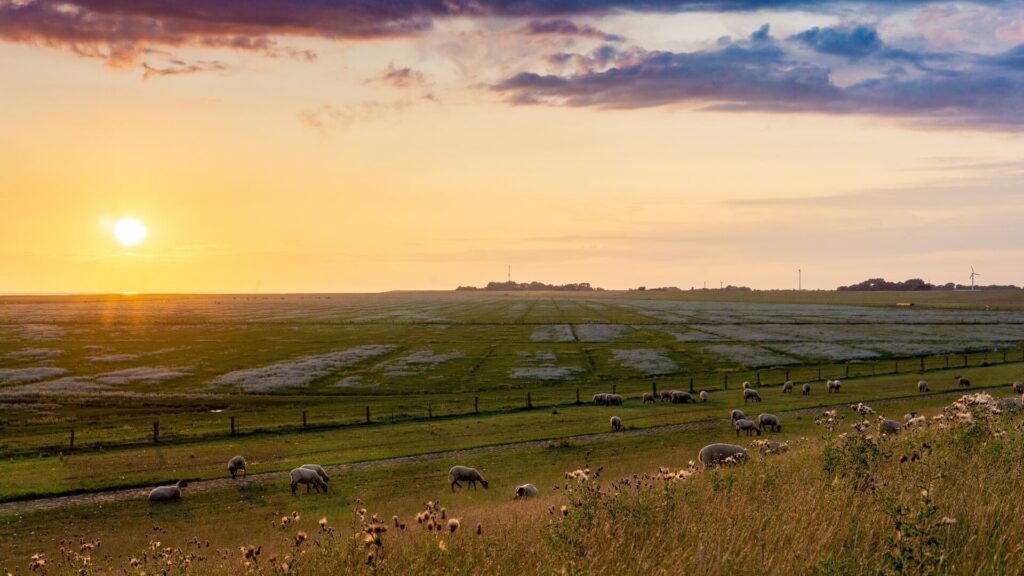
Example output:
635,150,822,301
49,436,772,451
476,523,482,535
560,505,570,517
319,517,328,529
438,540,447,552
295,532,307,547
941,517,957,525
448,519,460,533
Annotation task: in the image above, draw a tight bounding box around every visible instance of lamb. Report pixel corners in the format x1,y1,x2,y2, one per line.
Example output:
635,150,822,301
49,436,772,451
300,464,330,484
699,390,708,403
290,467,328,494
782,381,794,394
1012,381,1024,394
642,392,657,404
148,480,188,502
228,455,247,480
734,418,761,437
730,409,746,422
827,379,842,393
802,382,811,395
698,443,750,468
879,418,902,435
757,413,781,433
958,376,972,388
448,465,489,492
670,391,695,404
610,415,622,431
918,380,929,392
514,483,539,499
743,388,762,403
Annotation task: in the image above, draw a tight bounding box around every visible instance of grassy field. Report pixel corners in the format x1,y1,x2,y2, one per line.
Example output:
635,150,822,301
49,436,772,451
1,291,1023,572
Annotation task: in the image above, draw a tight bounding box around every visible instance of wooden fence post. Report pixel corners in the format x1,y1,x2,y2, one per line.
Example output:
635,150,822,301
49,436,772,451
428,404,432,419
152,421,160,444
920,357,925,372
785,369,790,381
895,360,899,373
845,365,849,378
302,411,307,428
964,354,969,367
756,371,761,385
689,377,694,393
576,388,580,404
69,428,75,451
474,396,479,414
724,374,728,389
230,416,236,436
818,365,822,380
612,384,616,395
652,380,657,397
365,406,371,423
527,391,533,409
945,355,949,369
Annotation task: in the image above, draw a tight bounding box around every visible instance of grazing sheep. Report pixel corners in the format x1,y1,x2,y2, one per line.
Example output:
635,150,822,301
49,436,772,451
757,413,781,432
611,415,622,431
742,381,751,390
1013,381,1024,394
851,402,876,417
660,390,674,402
290,467,328,495
879,418,902,435
734,418,761,437
958,376,972,388
1001,397,1024,412
743,388,762,403
148,480,187,502
903,411,917,422
670,391,695,404
514,484,539,499
228,455,247,480
730,409,746,422
827,379,842,393
699,390,708,403
607,393,623,406
802,382,811,395
448,465,489,492
592,393,609,406
782,381,794,394
698,443,750,468
642,392,657,404
300,464,330,484
918,380,929,392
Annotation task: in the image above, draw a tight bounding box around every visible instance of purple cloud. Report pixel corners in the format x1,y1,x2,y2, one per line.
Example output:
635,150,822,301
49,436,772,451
523,19,625,42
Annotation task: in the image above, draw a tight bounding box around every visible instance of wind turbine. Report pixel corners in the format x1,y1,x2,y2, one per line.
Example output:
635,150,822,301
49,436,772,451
969,266,981,291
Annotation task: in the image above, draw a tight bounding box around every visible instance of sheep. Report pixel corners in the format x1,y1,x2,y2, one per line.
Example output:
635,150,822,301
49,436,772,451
782,381,794,394
903,411,917,422
699,390,708,403
228,455,247,480
698,443,750,468
827,379,842,393
670,391,695,404
148,480,187,502
300,464,330,484
592,393,609,406
742,381,751,390
958,376,972,388
1001,397,1024,412
851,402,876,417
730,409,746,422
802,382,811,395
757,413,781,432
514,484,539,499
905,415,928,429
878,418,902,435
642,392,657,404
734,418,761,437
1012,381,1024,394
448,465,489,492
743,388,762,403
660,390,674,402
610,415,622,431
918,380,929,392
290,467,328,495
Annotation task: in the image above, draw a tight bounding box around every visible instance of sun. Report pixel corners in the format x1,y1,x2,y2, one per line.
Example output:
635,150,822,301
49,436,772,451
113,217,148,247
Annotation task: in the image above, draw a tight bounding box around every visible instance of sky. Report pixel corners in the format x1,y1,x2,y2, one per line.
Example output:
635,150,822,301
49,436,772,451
1,0,1022,293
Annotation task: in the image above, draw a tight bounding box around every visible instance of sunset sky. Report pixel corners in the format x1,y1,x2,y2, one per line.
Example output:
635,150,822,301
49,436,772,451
1,0,1022,293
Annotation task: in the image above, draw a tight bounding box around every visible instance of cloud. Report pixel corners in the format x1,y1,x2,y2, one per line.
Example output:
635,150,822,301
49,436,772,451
371,63,430,89
522,19,624,42
142,59,226,79
492,25,1024,130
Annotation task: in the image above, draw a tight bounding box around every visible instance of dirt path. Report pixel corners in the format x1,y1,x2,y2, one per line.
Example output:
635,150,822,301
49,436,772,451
0,390,971,516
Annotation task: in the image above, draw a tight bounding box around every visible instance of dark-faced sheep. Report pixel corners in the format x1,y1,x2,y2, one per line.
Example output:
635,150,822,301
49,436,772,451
782,381,794,394
802,382,811,395
660,390,674,402
743,388,762,403
827,379,842,393
757,413,781,432
730,409,746,422
301,464,330,484
448,465,488,492
148,480,187,502
699,390,708,403
734,419,762,437
918,380,929,392
290,467,328,495
228,455,247,480
742,381,751,390
698,443,749,468
1012,381,1024,394
610,415,622,431
514,483,539,499
642,392,657,404
958,376,972,388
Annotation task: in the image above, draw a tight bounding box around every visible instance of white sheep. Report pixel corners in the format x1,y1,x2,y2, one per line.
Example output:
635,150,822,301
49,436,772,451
448,465,489,491
699,390,708,403
148,480,187,502
642,392,657,404
730,409,746,422
1001,397,1024,412
610,415,622,431
757,413,781,432
742,381,751,390
1012,381,1024,394
670,391,695,404
903,411,917,422
290,467,328,495
228,455,247,480
607,393,623,406
879,418,902,435
827,379,842,393
660,390,674,402
734,418,761,437
301,464,330,484
917,380,929,392
514,483,539,499
782,381,794,393
743,388,762,403
698,443,749,468
802,382,811,395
